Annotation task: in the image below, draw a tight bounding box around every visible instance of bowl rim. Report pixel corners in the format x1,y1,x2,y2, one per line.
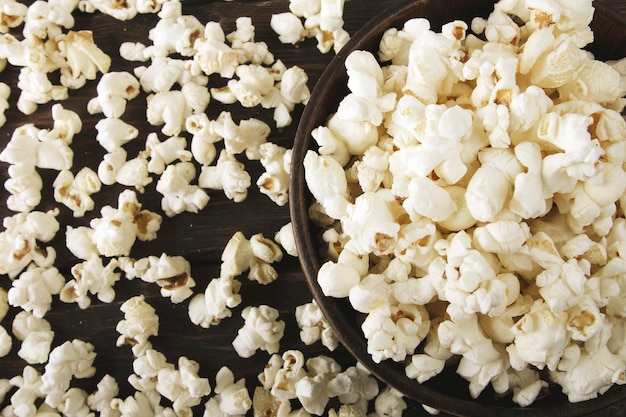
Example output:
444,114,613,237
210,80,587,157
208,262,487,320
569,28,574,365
289,1,626,416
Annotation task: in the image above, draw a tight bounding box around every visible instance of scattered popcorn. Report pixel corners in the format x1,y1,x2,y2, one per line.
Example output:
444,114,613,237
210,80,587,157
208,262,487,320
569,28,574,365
155,356,212,416
232,305,285,358
145,133,192,175
115,295,159,357
12,310,54,364
53,167,102,217
119,253,196,303
87,71,139,119
7,264,65,318
87,374,120,417
188,275,242,329
156,161,209,217
198,150,251,203
295,300,338,351
40,339,97,408
275,222,298,257
257,142,290,206
60,254,121,309
203,366,251,417
273,0,349,54
0,287,7,322
0,324,11,357
6,365,43,417
89,189,162,257
95,117,139,152
61,30,112,89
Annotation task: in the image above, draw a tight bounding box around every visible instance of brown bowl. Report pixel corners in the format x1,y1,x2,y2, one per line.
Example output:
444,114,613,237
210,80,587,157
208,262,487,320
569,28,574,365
290,1,626,416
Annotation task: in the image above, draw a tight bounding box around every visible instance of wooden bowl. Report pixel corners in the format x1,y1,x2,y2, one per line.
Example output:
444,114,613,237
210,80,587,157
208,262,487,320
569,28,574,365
289,1,626,416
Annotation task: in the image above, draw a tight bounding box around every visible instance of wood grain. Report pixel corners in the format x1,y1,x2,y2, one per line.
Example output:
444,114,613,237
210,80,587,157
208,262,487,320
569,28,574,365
0,1,624,417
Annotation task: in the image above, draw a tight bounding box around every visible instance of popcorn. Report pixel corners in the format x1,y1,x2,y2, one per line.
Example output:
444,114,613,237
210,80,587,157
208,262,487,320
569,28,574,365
257,142,290,206
203,366,251,417
87,374,120,417
8,264,65,318
270,12,306,45
294,355,342,415
40,339,97,408
119,253,196,303
6,365,43,417
61,30,111,89
232,305,285,358
115,295,159,358
16,67,68,115
295,300,339,351
156,161,209,217
155,356,211,416
13,312,54,364
0,325,11,357
198,150,251,203
146,90,191,136
188,275,242,329
129,348,172,392
53,167,101,217
274,222,298,257
60,255,120,309
95,117,139,152
87,71,139,119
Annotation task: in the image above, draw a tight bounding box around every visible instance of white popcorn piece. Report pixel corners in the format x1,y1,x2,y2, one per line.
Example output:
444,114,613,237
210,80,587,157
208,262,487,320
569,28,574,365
188,275,242,329
0,0,27,33
6,365,43,417
53,167,101,217
0,287,7,322
13,311,54,364
271,12,306,44
0,325,11,357
129,348,173,392
38,103,82,144
156,356,211,416
120,253,196,303
232,305,285,358
99,149,153,192
317,260,361,298
257,142,290,206
95,117,139,152
261,350,307,401
87,374,119,417
295,300,339,351
16,67,68,115
193,24,239,79
119,40,151,62
2,122,74,171
199,150,251,203
294,355,342,415
4,163,43,212
303,150,349,219
109,391,172,417
145,132,192,175
0,209,59,278
274,222,298,257
156,161,210,217
146,90,191,136
220,231,253,278
40,339,97,408
204,366,251,417
115,295,159,357
60,255,120,309
248,233,283,285
361,303,430,363
60,30,111,89
327,364,379,411
507,300,570,372
57,387,92,417
8,264,65,318
87,71,139,119
148,11,204,57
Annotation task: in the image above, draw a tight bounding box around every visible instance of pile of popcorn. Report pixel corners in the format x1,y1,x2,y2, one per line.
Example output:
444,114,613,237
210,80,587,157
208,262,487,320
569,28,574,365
0,0,432,416
304,0,626,408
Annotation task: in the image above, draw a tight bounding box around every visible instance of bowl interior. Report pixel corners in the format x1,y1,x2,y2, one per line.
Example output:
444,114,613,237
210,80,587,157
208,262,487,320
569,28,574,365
290,0,626,416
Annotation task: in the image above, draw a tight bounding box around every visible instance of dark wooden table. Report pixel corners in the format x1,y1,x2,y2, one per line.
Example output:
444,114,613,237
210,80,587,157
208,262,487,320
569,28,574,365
0,1,625,416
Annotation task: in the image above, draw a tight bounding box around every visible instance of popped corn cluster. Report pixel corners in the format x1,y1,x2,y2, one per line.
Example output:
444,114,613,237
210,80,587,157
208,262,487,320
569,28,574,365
0,0,437,416
305,0,626,407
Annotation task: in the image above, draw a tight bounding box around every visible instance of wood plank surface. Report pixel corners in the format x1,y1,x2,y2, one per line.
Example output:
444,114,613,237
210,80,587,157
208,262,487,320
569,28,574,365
0,1,624,416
